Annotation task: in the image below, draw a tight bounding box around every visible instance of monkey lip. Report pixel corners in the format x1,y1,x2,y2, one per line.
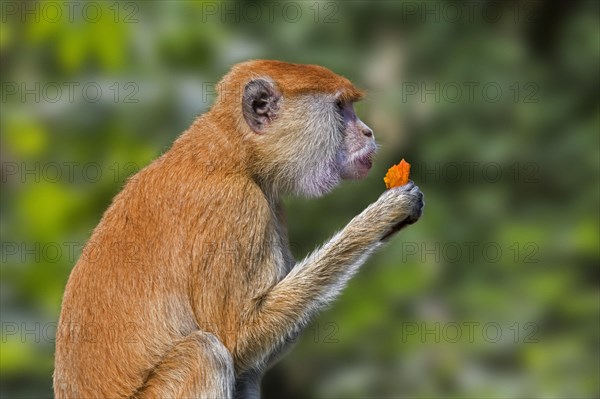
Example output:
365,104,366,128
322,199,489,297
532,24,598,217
358,156,373,169
341,147,377,180
350,150,376,179
356,149,375,169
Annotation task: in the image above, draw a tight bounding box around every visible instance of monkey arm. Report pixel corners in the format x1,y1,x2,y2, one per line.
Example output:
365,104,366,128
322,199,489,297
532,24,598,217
234,226,379,372
234,184,422,372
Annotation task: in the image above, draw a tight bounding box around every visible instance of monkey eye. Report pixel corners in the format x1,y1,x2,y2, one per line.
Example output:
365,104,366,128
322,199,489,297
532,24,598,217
335,100,344,111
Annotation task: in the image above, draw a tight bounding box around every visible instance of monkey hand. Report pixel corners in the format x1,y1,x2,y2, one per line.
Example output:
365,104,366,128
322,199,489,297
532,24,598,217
380,181,423,240
353,181,423,242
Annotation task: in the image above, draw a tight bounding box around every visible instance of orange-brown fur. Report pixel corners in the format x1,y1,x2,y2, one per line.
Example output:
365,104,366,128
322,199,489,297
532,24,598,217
54,60,423,398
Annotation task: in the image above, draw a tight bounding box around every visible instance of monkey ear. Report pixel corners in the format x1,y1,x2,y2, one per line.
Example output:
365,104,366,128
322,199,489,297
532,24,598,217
242,78,281,133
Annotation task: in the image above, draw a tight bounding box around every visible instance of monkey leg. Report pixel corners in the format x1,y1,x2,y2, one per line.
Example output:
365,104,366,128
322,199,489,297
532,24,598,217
132,331,234,399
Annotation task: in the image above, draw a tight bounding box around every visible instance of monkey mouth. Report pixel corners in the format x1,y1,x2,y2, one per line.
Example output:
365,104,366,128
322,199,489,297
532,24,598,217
358,155,373,169
355,147,376,169
343,148,376,179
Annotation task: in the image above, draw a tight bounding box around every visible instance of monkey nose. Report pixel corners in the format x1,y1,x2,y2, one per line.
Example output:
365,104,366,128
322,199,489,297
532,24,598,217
362,128,373,138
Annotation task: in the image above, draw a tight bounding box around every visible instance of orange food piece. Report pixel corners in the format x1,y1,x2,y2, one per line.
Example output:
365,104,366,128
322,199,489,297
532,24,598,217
384,159,411,189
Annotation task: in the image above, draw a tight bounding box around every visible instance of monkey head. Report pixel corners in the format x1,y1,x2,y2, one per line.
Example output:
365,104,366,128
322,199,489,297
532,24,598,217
215,60,377,198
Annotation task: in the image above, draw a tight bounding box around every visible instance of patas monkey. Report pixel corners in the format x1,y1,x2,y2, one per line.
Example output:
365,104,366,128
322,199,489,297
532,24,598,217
54,60,424,398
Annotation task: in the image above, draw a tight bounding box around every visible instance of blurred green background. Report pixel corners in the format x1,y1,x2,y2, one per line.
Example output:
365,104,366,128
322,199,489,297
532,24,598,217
1,1,598,398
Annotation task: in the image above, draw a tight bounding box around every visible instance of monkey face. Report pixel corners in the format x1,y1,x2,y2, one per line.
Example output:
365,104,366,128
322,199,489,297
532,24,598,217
335,101,377,180
241,78,375,198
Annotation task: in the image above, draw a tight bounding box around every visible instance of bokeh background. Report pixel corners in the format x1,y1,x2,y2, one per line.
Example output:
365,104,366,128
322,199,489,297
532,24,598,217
1,1,599,398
